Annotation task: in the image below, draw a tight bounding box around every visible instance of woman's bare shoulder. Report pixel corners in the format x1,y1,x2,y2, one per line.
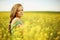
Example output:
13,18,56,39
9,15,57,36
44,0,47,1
11,17,20,25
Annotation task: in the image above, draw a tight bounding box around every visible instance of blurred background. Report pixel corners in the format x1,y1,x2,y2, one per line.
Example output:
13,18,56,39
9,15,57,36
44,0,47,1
0,0,60,40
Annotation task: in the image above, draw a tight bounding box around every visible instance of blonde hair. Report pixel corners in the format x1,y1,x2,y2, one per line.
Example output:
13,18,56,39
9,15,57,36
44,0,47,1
9,3,22,34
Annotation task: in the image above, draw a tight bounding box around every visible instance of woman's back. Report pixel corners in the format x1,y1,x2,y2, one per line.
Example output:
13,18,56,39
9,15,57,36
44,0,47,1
11,17,23,40
11,17,22,33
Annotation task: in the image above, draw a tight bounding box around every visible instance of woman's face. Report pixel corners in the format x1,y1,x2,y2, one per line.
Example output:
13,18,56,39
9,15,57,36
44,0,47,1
16,6,23,18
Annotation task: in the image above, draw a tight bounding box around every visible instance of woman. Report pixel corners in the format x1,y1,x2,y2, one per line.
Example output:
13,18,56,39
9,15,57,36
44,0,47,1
9,3,23,40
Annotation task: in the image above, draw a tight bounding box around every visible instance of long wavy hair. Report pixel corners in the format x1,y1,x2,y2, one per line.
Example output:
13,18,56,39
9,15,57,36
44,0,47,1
9,3,22,34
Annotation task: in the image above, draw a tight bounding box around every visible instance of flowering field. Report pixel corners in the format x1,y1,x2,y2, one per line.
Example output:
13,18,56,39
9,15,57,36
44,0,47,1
0,12,60,40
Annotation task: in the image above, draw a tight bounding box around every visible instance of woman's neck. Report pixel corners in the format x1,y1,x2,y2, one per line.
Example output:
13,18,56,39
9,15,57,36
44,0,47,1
15,17,20,19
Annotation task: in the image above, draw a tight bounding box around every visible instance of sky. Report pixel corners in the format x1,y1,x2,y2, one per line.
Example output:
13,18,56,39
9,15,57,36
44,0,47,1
0,0,60,11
